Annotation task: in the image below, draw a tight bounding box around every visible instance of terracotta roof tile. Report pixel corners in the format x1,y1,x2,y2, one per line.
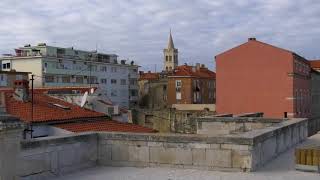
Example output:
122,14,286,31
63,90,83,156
4,90,105,123
55,120,156,133
139,72,160,80
170,65,216,78
310,60,320,69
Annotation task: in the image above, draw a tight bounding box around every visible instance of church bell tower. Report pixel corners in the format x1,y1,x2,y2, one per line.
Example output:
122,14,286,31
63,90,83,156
163,30,178,71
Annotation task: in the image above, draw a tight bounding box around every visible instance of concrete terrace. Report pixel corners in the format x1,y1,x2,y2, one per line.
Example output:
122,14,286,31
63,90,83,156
52,132,320,180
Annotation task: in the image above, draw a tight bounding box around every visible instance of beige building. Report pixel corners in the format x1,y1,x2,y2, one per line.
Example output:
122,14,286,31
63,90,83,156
163,30,178,71
1,43,139,107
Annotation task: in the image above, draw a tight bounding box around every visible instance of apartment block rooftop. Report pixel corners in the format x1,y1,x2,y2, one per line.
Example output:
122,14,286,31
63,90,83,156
1,43,138,67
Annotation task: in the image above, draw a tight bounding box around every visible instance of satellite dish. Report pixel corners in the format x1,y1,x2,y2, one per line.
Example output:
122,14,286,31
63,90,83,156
90,88,95,94
80,91,88,107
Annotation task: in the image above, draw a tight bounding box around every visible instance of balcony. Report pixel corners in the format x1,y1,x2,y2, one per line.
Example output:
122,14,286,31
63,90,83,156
129,96,138,101
129,84,139,89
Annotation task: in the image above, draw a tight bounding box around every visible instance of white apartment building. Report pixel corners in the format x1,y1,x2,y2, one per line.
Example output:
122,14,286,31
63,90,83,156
1,43,139,107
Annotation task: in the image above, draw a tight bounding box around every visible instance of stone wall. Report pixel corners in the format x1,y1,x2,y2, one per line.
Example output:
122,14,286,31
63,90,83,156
97,118,308,172
195,117,280,135
307,116,320,136
19,133,98,180
17,118,309,179
0,115,24,180
135,108,215,133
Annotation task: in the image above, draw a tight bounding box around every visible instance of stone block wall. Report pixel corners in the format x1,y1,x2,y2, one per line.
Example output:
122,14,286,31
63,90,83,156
16,118,309,179
19,133,98,180
0,115,24,180
195,117,280,135
97,133,254,171
98,118,309,172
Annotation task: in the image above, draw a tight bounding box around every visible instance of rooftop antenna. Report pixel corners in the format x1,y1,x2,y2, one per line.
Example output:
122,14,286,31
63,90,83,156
80,91,88,107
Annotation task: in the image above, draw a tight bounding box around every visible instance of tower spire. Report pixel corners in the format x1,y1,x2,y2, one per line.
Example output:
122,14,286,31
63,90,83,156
167,29,175,49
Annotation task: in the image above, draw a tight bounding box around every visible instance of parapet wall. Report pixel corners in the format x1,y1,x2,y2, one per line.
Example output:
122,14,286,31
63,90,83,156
195,117,281,135
19,133,98,180
97,118,308,171
17,118,309,179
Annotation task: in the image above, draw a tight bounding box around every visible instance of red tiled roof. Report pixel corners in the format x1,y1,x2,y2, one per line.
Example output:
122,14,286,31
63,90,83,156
139,72,160,80
310,60,320,69
54,120,156,133
170,65,216,79
4,91,105,123
34,86,97,94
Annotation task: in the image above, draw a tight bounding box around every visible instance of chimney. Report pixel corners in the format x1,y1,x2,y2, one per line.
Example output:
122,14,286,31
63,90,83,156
13,80,29,102
148,71,151,73
201,64,205,68
248,37,256,41
196,63,201,71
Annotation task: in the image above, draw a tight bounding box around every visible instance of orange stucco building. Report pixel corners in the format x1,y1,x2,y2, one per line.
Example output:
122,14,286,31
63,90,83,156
216,38,311,118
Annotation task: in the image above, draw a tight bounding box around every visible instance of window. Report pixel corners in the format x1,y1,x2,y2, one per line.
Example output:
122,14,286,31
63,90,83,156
120,79,126,85
16,75,23,80
62,76,71,83
89,65,97,71
2,63,10,69
176,80,182,91
169,56,172,62
111,90,117,96
75,76,83,84
166,56,168,62
111,79,117,84
111,67,117,73
129,79,136,85
100,66,107,72
45,75,55,83
132,69,137,72
176,80,182,100
89,76,98,84
100,78,107,84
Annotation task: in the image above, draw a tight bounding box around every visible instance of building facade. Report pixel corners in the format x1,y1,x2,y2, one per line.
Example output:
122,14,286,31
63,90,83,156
1,44,139,107
309,60,320,117
163,30,178,71
167,64,216,105
138,71,168,109
216,38,311,118
0,71,29,87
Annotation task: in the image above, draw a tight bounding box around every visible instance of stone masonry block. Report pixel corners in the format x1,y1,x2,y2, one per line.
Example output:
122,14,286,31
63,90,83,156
128,146,149,162
112,144,129,161
192,149,206,166
147,142,163,147
187,143,210,149
231,150,252,170
150,147,192,165
205,149,232,168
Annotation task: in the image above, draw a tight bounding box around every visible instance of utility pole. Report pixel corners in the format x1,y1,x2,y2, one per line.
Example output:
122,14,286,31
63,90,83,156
30,74,34,138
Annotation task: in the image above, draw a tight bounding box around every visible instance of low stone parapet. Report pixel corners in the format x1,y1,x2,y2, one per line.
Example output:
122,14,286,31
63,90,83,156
17,118,309,179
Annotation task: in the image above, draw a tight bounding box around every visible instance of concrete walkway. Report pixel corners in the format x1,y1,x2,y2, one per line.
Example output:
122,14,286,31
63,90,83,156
52,133,320,180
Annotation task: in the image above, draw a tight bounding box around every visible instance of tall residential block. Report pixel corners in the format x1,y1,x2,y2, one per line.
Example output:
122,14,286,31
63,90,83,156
1,43,139,107
216,38,311,118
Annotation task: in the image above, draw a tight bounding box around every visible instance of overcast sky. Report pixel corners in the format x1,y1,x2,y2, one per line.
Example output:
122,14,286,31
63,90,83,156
0,0,319,71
